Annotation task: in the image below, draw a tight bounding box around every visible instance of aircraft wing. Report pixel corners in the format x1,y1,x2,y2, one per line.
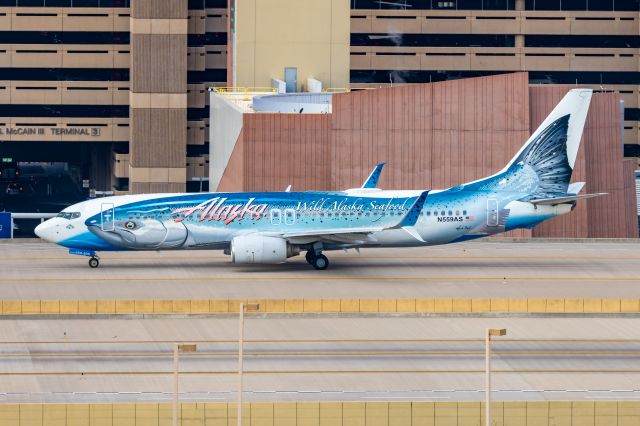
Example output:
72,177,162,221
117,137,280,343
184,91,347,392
261,191,429,243
529,192,607,206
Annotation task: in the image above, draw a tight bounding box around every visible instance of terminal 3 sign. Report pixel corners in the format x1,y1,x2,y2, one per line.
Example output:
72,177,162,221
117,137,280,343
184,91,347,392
0,126,101,137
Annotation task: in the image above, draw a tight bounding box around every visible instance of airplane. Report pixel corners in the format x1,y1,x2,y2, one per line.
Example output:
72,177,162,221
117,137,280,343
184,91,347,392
35,89,604,270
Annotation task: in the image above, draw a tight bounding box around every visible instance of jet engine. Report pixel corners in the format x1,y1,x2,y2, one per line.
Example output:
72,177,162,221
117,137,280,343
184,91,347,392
231,235,299,264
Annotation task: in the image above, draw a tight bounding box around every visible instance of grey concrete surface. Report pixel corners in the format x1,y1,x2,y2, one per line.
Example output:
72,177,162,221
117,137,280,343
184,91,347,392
1,241,639,299
1,317,640,403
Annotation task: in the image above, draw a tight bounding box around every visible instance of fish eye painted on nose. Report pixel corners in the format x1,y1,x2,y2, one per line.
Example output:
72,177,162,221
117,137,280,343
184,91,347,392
124,221,136,230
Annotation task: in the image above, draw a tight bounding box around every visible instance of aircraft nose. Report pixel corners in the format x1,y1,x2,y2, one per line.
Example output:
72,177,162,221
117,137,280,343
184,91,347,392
35,219,62,243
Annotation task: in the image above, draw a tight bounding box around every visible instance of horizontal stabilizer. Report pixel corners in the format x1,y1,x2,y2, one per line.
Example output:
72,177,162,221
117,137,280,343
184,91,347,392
529,192,607,206
362,163,385,189
567,182,585,195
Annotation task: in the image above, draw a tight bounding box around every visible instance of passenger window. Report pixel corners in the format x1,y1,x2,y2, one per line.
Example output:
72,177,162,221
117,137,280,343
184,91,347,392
270,209,282,225
456,210,460,216
463,210,468,215
441,211,445,216
448,210,452,216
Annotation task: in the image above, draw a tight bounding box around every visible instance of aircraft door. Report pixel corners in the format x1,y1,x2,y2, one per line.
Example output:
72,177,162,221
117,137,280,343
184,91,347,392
487,199,499,227
270,209,282,225
101,203,115,231
284,208,296,225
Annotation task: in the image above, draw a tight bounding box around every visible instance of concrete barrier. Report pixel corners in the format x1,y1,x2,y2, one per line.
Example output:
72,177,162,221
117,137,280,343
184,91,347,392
0,401,637,425
2,298,640,315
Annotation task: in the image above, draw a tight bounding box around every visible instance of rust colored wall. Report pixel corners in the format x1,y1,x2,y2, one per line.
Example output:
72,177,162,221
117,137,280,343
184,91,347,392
583,91,629,238
330,72,530,192
530,87,637,238
529,86,588,238
239,113,332,192
218,72,636,238
217,128,245,192
623,159,639,237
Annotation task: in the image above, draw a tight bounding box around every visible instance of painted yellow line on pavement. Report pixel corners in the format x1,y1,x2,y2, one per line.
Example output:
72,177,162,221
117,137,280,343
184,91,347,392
0,369,639,376
2,276,640,282
1,338,639,344
0,350,637,358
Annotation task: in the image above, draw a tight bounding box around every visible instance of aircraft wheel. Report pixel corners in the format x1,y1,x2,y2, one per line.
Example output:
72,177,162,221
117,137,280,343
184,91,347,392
305,251,315,264
312,254,329,270
88,257,99,268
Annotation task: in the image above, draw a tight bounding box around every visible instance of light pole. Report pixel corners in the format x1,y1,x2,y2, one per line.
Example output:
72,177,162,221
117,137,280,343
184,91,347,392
238,303,260,426
485,328,506,426
173,343,197,426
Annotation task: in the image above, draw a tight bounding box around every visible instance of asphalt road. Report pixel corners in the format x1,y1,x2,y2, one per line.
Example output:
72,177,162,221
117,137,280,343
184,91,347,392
1,316,640,403
1,241,640,299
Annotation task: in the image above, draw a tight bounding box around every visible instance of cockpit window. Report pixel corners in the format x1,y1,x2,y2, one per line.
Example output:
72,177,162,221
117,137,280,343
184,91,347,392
57,212,81,220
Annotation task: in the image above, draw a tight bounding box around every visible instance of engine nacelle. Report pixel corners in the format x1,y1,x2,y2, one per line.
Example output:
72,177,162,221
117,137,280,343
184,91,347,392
231,235,298,264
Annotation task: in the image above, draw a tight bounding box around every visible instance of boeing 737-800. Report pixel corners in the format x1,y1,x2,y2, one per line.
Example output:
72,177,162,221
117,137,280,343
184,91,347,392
35,89,603,270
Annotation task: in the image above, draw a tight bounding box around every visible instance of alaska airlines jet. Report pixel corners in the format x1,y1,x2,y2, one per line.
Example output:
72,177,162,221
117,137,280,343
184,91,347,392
35,89,603,270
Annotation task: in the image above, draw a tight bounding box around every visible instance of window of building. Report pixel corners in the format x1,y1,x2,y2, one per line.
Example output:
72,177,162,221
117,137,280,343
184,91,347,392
351,0,515,9
525,0,637,10
352,33,515,48
0,68,128,81
2,1,130,6
205,0,226,7
351,70,640,86
0,104,128,117
526,35,639,48
0,31,130,44
625,108,640,121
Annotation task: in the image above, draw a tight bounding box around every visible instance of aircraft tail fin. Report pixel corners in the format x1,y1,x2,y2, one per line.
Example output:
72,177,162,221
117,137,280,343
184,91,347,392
503,89,592,197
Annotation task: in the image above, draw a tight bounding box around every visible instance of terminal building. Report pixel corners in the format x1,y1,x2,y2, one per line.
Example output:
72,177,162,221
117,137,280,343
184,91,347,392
0,0,638,236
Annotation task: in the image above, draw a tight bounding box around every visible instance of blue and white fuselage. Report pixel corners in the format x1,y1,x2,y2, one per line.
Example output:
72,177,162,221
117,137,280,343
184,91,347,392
35,89,601,269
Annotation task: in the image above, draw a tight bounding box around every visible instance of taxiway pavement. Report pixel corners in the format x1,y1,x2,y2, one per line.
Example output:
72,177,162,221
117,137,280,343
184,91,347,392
0,241,639,299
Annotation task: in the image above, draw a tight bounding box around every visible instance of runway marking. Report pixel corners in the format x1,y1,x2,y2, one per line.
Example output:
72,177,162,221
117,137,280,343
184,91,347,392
2,255,640,262
0,369,639,376
2,276,640,282
1,339,639,344
1,350,639,358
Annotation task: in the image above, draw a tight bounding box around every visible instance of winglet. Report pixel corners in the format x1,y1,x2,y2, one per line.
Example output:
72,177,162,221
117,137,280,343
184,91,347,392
362,163,385,189
397,191,429,227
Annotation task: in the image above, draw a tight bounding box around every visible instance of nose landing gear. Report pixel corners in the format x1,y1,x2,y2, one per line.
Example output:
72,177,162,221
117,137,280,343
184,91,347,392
68,248,100,268
306,250,329,270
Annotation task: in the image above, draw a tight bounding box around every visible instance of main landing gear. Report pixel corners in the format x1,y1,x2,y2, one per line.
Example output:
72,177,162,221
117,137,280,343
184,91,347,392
88,257,100,268
306,250,329,270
